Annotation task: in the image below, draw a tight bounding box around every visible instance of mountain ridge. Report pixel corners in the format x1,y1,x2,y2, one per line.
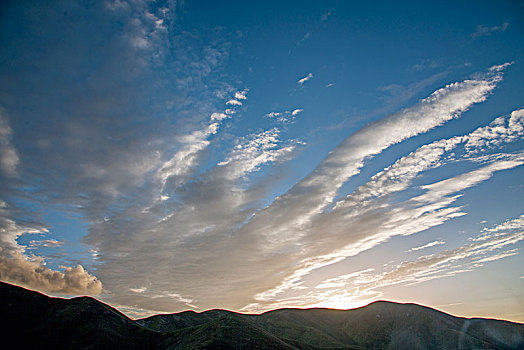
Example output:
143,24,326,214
1,281,523,349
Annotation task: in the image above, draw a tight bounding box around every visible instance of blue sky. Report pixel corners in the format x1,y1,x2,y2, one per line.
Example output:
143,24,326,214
0,0,523,321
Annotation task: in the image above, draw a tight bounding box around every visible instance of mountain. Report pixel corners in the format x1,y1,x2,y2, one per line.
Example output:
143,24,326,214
138,303,524,349
0,281,168,349
1,281,523,349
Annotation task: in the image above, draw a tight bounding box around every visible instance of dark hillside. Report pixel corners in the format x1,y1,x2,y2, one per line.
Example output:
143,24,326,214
1,281,523,350
0,281,167,349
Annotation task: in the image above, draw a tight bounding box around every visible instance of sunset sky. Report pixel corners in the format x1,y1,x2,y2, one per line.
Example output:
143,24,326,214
0,0,523,322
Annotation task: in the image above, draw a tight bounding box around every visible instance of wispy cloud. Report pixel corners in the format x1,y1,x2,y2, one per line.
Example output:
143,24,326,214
0,109,19,178
411,59,440,72
408,240,445,252
226,89,249,106
28,239,64,248
265,109,303,123
245,101,522,311
156,110,233,190
297,73,313,86
360,215,524,289
0,1,520,318
249,214,524,311
217,128,297,180
19,61,518,314
252,65,507,250
89,64,515,313
320,10,332,22
472,22,509,38
0,0,231,301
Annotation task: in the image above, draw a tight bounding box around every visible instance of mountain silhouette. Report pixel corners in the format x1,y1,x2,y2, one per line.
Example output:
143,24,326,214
1,281,522,349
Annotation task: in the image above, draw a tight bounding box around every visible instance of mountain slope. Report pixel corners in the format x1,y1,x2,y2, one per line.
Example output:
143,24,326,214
0,281,167,349
139,301,524,349
248,301,524,349
1,281,523,349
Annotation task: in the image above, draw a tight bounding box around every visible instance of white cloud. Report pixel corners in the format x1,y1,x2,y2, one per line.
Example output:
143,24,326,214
363,215,524,289
5,13,518,319
0,202,48,253
217,128,297,180
245,102,522,311
315,268,374,289
266,109,303,123
266,112,282,118
0,251,102,295
408,240,445,252
156,108,236,189
28,239,64,248
465,108,524,151
234,89,248,100
249,65,507,251
297,73,313,85
93,71,520,314
210,112,229,121
226,99,242,106
415,158,524,204
291,109,303,116
256,215,524,311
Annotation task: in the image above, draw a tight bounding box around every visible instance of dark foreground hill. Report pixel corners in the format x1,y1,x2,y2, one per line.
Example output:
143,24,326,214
1,281,523,349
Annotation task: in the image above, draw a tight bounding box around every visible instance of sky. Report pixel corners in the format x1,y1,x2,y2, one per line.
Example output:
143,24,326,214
0,0,523,322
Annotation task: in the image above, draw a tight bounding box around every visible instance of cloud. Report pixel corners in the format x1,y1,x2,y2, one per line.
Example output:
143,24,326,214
234,89,248,100
156,111,232,189
226,99,242,106
472,22,509,38
28,239,64,248
1,2,520,317
252,214,524,311
320,10,332,22
0,251,102,295
226,89,248,106
244,103,522,310
217,128,297,180
248,65,506,252
85,64,517,314
315,268,374,289
415,157,524,204
411,59,440,72
297,73,313,86
408,240,445,252
83,122,301,311
266,112,282,118
0,0,233,300
358,214,524,290
291,109,303,116
296,32,311,46
265,109,303,123
210,112,229,121
0,201,48,254
465,108,524,152
0,109,19,178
